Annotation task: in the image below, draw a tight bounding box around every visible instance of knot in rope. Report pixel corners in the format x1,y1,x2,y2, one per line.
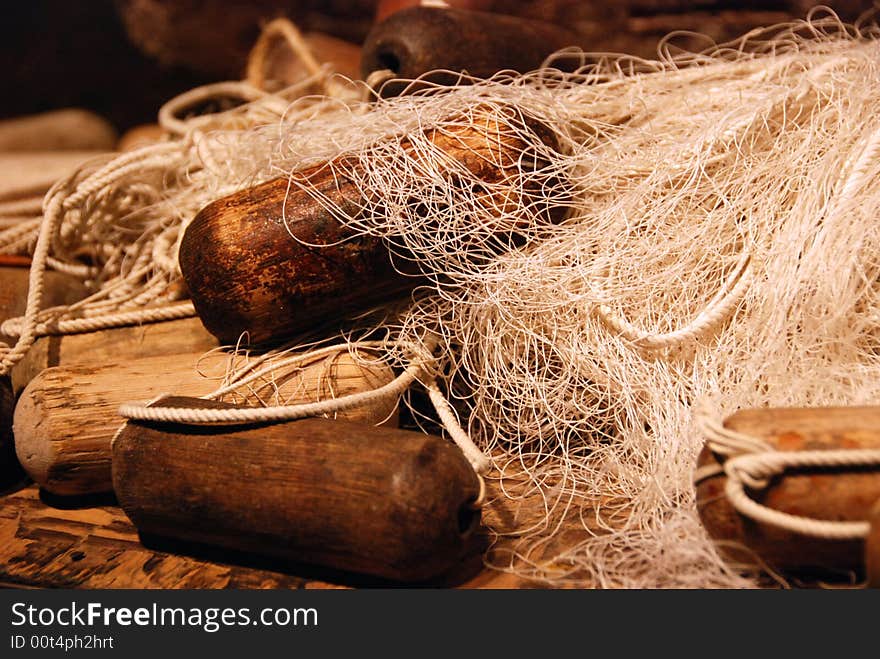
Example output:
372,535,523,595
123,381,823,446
696,407,880,541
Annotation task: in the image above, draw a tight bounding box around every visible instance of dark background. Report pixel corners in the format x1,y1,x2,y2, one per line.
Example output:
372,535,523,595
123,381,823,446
1,0,875,133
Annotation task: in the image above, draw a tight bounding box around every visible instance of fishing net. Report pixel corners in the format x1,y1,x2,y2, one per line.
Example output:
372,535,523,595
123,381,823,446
4,9,880,587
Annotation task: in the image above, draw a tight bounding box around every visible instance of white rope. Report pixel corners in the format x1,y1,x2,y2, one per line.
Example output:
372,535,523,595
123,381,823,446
0,186,67,373
425,378,491,473
245,17,323,89
696,409,880,540
158,81,281,136
597,251,752,351
724,450,876,540
119,335,490,472
0,301,195,338
119,358,423,424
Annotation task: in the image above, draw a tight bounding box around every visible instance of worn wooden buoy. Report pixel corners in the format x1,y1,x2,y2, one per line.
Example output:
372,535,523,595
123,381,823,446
0,264,88,484
14,350,397,496
179,106,564,344
697,406,880,576
0,109,117,152
112,396,481,582
180,169,414,345
9,315,218,394
0,265,89,343
361,6,580,96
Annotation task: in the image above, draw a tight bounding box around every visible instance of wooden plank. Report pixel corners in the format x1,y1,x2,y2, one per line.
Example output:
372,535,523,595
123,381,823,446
0,483,519,589
0,485,306,589
0,110,116,152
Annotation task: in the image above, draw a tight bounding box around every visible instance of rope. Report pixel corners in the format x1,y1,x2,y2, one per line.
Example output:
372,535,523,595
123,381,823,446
0,141,191,378
0,185,67,373
119,336,491,473
0,302,195,338
246,18,323,91
119,358,422,425
597,250,752,351
696,409,880,540
365,69,396,97
158,81,283,136
425,378,491,473
724,450,876,540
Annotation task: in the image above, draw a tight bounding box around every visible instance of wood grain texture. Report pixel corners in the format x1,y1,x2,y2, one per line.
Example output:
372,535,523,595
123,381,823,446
180,106,563,344
14,350,398,496
0,485,307,589
0,482,526,589
0,266,89,346
10,315,218,394
113,401,482,582
361,6,580,94
697,406,880,575
0,109,117,152
1,265,89,486
180,169,412,345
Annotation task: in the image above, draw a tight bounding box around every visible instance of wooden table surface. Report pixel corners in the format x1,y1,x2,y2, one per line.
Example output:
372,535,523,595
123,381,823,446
0,481,524,590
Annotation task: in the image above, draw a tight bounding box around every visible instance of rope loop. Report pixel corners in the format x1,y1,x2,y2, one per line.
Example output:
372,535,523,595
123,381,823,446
697,408,880,540
118,336,491,474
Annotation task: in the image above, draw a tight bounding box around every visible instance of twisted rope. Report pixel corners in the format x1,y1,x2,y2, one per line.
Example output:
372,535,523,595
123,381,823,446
245,17,323,90
118,337,492,473
0,185,67,373
597,251,752,351
119,359,423,425
425,378,491,473
0,302,195,338
0,144,192,377
696,409,880,540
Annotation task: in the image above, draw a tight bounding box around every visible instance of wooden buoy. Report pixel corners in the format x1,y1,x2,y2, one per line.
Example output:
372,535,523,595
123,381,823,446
361,6,580,96
9,315,218,394
117,123,165,151
1,264,88,484
0,265,90,345
14,349,398,496
697,406,880,576
179,105,564,344
0,151,109,202
112,396,481,582
0,109,117,152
